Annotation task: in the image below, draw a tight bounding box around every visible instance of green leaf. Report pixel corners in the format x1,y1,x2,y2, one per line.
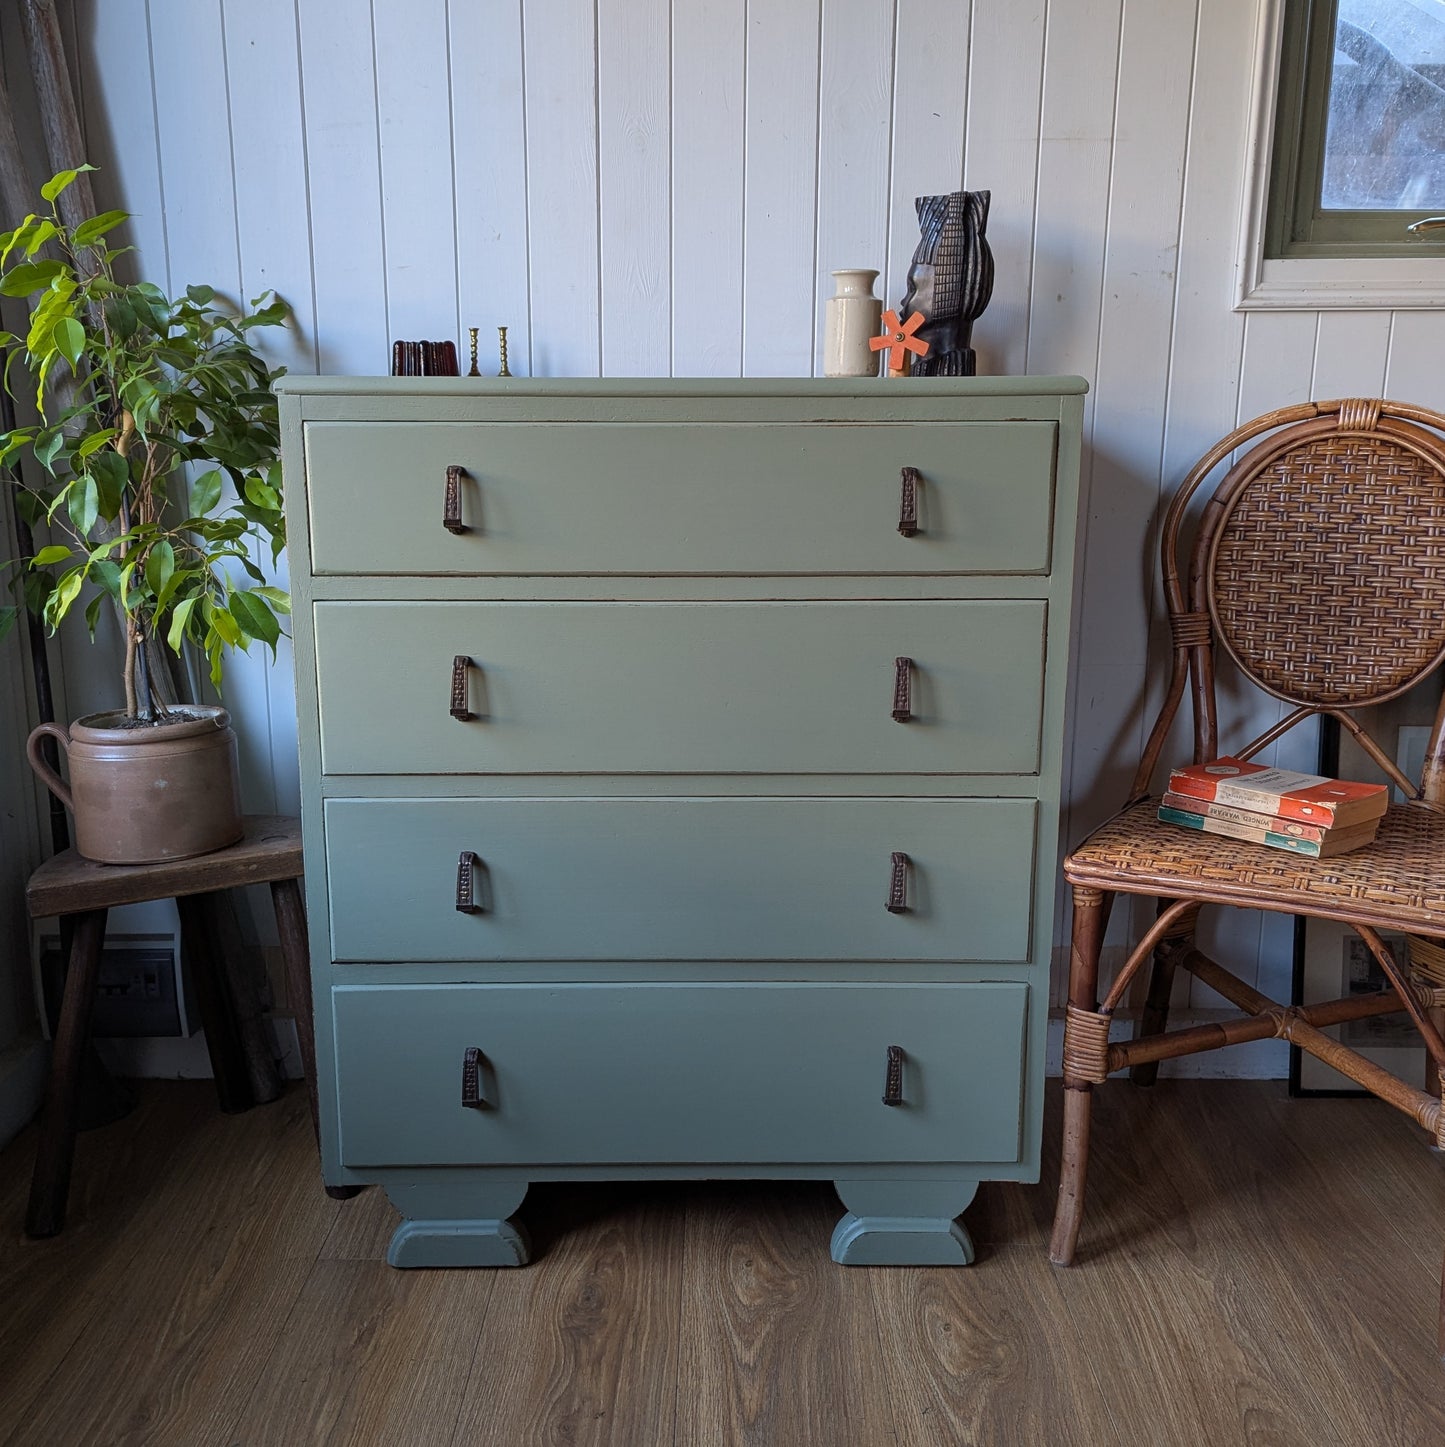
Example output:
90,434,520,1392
208,605,242,649
89,451,129,517
144,539,175,598
67,476,99,534
189,469,223,516
44,566,86,629
243,475,280,510
167,594,198,652
0,604,17,642
53,316,84,370
230,589,280,649
250,585,291,614
103,295,137,340
0,259,65,296
185,283,215,306
24,219,58,257
71,209,128,247
31,544,72,567
34,427,65,474
92,560,122,599
84,591,104,637
39,165,95,203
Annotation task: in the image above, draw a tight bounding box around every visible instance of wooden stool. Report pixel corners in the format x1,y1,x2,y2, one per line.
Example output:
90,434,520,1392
24,814,354,1237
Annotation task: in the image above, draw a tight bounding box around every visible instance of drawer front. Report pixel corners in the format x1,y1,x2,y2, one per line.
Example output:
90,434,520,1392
332,982,1028,1167
304,420,1057,576
324,796,1036,962
314,600,1046,776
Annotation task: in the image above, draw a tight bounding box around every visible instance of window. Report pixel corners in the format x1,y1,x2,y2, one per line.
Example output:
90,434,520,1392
1266,0,1445,259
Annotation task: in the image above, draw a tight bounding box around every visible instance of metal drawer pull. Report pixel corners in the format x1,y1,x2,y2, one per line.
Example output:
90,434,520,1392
886,851,910,913
443,463,468,534
898,466,920,536
456,850,483,913
450,655,472,720
461,1046,491,1109
892,656,913,722
883,1045,905,1105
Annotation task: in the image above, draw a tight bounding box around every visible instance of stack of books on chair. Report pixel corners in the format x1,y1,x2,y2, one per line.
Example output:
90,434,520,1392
1158,757,1389,858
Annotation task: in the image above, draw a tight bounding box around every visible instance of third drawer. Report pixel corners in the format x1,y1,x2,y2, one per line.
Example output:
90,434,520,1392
323,795,1038,962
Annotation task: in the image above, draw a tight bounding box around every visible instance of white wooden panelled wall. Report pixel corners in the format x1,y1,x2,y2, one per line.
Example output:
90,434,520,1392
35,0,1445,1071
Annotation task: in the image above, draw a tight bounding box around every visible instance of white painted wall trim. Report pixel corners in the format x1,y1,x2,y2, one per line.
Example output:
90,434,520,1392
1235,0,1445,311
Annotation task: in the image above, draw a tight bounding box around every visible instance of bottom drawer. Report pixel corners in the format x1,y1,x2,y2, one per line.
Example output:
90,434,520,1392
332,981,1028,1169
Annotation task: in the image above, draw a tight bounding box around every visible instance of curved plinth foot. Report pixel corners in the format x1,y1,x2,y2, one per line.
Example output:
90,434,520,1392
326,1184,366,1201
829,1177,978,1265
829,1212,975,1266
387,1216,532,1268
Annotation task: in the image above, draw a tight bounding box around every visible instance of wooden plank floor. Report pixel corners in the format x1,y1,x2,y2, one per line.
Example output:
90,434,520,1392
2,1078,1443,1446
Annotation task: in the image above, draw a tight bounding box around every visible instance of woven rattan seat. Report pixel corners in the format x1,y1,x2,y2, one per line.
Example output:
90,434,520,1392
1047,399,1445,1362
1067,800,1445,932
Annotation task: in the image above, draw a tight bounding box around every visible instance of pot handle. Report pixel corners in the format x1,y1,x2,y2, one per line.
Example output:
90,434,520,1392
26,723,73,812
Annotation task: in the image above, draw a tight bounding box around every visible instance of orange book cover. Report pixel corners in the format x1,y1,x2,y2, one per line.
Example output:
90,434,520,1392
1158,791,1344,842
1165,757,1388,828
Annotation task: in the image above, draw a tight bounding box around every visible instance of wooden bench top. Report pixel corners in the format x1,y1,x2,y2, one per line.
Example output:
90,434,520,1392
27,815,303,919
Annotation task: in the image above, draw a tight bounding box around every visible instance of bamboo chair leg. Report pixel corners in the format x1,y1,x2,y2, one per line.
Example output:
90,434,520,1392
1131,900,1201,1088
1050,886,1110,1267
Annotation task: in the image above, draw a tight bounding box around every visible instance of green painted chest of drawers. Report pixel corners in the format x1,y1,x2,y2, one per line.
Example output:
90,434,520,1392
278,376,1085,1267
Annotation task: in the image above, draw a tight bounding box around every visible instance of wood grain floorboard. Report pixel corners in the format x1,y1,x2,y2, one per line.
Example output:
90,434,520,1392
865,1177,1125,1446
674,1179,902,1446
3,1079,1444,1446
3,1084,341,1447
239,1259,494,1447
449,1181,685,1447
1033,1081,1349,1447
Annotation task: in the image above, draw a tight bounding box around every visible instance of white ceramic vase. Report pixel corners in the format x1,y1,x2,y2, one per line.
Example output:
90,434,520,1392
823,268,882,378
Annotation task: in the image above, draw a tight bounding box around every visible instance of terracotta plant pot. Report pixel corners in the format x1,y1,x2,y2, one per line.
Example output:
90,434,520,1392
26,706,244,865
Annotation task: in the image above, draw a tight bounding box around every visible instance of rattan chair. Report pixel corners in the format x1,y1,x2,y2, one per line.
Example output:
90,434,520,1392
1048,397,1445,1358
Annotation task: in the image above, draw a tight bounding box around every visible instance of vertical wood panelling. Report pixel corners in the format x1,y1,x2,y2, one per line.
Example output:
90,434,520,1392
1311,311,1392,401
451,0,531,378
66,0,1445,1071
522,0,601,376
671,0,745,376
598,0,671,375
373,0,458,348
883,0,969,315
147,0,279,816
222,0,316,818
812,0,897,374
963,0,1045,382
1385,312,1445,413
296,0,387,374
741,0,820,376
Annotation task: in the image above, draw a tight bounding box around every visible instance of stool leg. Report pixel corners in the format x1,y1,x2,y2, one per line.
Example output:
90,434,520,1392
270,877,361,1201
176,894,254,1114
27,909,108,1237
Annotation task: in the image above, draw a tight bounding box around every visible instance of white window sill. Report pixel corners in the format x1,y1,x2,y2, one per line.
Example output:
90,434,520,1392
1237,255,1445,311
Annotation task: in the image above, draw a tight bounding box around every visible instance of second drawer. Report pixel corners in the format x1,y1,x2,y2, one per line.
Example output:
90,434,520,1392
314,600,1047,776
324,796,1037,962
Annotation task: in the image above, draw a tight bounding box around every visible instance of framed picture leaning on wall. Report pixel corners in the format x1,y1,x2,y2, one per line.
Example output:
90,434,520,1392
1290,677,1444,1095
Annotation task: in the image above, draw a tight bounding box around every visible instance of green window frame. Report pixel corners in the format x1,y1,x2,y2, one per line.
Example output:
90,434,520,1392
1266,0,1445,259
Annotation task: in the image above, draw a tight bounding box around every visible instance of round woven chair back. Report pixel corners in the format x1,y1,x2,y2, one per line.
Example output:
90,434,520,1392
1201,409,1445,708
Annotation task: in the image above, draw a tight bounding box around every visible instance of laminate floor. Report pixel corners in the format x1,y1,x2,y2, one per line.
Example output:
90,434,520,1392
1,1077,1442,1446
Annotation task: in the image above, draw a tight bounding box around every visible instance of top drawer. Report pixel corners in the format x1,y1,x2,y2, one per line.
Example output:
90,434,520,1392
303,420,1057,577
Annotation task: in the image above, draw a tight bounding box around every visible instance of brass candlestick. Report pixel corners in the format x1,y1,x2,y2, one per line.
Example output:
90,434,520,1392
467,327,480,376
497,326,511,378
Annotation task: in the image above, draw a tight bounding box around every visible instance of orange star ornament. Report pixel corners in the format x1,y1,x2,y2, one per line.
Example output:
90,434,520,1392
870,309,930,375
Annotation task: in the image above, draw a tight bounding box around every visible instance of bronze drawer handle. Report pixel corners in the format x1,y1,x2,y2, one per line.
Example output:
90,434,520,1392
886,851,910,913
898,466,920,536
443,463,468,534
883,1045,905,1105
456,850,483,913
450,655,472,720
892,657,913,723
461,1046,491,1109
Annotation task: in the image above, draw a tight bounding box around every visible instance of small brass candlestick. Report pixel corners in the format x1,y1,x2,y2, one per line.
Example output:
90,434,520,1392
497,326,512,378
467,327,480,376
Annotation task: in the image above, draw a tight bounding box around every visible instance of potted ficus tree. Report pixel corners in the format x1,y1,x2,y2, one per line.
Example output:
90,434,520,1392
0,167,290,863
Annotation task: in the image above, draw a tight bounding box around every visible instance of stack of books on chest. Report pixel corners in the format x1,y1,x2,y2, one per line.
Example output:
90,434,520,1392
1158,757,1389,858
